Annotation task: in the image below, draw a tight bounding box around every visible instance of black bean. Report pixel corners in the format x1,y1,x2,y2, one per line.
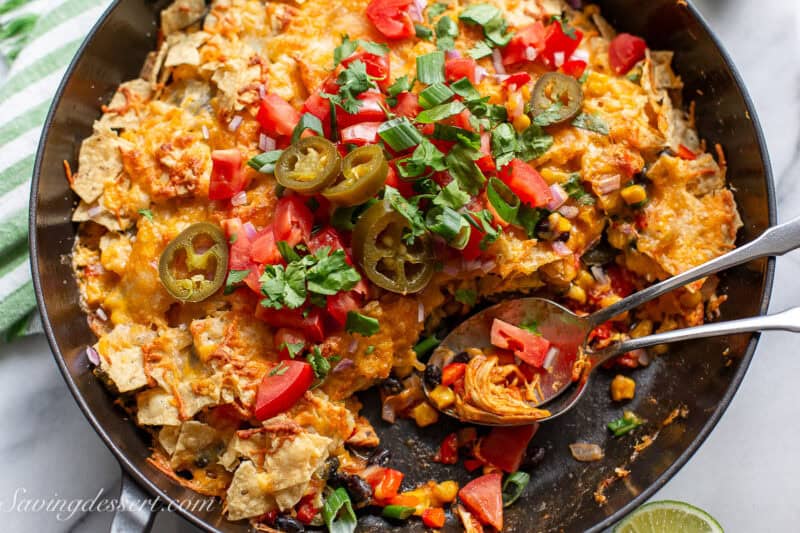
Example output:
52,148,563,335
343,475,374,505
382,377,403,395
194,455,209,468
356,514,392,532
556,231,570,242
452,352,470,364
520,446,546,468
321,456,340,480
368,447,391,466
424,364,442,389
275,516,305,532
175,470,193,480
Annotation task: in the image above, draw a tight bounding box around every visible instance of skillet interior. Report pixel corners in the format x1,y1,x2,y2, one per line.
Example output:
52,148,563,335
30,0,775,531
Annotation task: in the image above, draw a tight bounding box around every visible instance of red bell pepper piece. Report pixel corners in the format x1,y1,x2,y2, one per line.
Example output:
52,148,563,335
458,473,503,530
561,58,587,79
441,363,467,386
272,196,314,247
364,467,405,502
677,144,697,160
502,22,547,66
502,72,532,88
476,424,538,473
445,57,478,83
393,91,421,119
209,149,247,200
365,0,415,40
422,508,446,529
539,20,583,69
490,318,551,368
295,494,318,524
434,433,459,464
608,33,647,75
498,159,552,208
340,121,382,145
253,360,314,420
257,93,300,138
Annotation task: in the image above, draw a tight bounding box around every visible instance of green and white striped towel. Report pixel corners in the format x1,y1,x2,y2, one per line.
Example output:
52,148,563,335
0,0,111,341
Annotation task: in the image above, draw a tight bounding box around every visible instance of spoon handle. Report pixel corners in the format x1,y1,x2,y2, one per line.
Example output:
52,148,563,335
595,306,800,363
589,216,800,326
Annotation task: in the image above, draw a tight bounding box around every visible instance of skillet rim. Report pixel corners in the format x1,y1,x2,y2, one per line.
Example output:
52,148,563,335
28,1,777,531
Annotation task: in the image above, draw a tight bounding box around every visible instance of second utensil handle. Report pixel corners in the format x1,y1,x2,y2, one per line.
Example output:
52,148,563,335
589,216,800,326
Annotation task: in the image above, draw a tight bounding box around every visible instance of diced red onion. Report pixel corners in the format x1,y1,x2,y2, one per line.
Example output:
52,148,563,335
542,346,559,369
149,260,158,270
87,205,102,218
381,400,397,423
243,222,258,239
231,191,247,206
228,115,243,132
474,66,488,83
590,265,609,285
96,308,108,321
418,302,425,323
446,49,462,59
552,241,572,256
570,48,590,63
596,175,621,194
480,259,496,273
86,346,100,365
258,83,266,100
494,73,510,82
554,51,565,67
201,124,209,139
524,46,538,61
569,442,604,462
567,0,583,9
443,262,461,276
558,205,579,219
348,338,359,354
333,358,355,373
491,49,506,75
547,184,569,210
409,0,426,22
631,349,651,366
259,134,276,152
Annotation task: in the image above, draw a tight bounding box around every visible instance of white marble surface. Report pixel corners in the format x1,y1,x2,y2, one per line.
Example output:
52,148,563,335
1,1,799,531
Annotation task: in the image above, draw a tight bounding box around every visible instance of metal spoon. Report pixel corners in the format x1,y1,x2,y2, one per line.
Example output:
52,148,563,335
423,216,800,426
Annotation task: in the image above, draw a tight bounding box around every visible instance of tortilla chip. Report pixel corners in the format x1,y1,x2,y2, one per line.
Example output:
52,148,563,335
225,461,277,521
161,0,206,35
219,431,267,472
95,324,156,393
164,31,209,67
262,431,331,492
136,388,181,426
158,425,181,455
490,234,561,278
71,127,127,204
97,79,153,130
170,421,221,469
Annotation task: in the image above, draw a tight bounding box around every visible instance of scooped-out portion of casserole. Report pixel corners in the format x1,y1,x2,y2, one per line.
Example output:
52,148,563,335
70,0,741,529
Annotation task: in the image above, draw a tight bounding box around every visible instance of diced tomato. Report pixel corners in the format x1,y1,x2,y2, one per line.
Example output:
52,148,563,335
251,228,282,264
393,91,421,119
449,109,474,131
502,22,546,66
461,220,486,261
363,467,404,502
337,92,387,128
274,328,307,360
677,144,697,160
256,307,326,342
498,159,552,208
254,360,314,420
608,33,647,75
475,132,495,174
365,0,415,40
476,425,538,473
433,433,459,464
502,72,532,88
606,264,635,298
303,92,331,120
295,494,318,525
257,93,301,138
588,322,613,343
307,226,350,260
209,149,247,201
385,161,415,197
422,508,446,529
458,473,503,531
490,318,551,368
445,57,478,83
539,20,583,69
272,196,314,247
441,363,467,386
463,458,483,472
326,291,361,326
340,121,382,145
342,51,391,91
561,58,587,78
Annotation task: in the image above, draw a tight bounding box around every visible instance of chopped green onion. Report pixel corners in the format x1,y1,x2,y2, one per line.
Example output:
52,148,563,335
607,411,645,437
397,139,447,179
416,51,446,84
277,241,301,263
572,112,609,135
459,3,501,26
247,150,284,174
365,345,375,354
487,177,521,224
426,206,472,248
415,23,433,40
432,124,481,149
378,117,424,151
345,311,380,336
323,487,357,533
427,2,448,22
563,173,594,205
468,40,494,59
269,361,289,376
435,15,459,51
502,471,530,507
454,288,477,306
450,77,482,101
382,505,415,520
416,100,466,124
413,335,440,358
291,112,325,144
418,82,455,109
387,75,414,97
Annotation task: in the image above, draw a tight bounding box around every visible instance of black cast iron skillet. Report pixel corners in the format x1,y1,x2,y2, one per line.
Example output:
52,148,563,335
30,0,776,531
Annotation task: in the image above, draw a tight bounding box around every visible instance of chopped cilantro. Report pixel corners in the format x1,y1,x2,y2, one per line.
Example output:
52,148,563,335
563,173,595,205
306,247,362,295
281,341,305,359
433,180,470,210
229,233,238,244
307,346,331,382
516,204,544,238
384,186,428,244
520,320,540,335
466,209,501,249
333,35,389,66
455,289,477,306
277,241,301,263
397,139,447,178
572,112,609,135
224,269,250,295
532,102,565,127
248,150,284,174
491,122,517,168
137,208,153,221
516,124,554,160
260,262,308,309
551,14,577,40
365,345,375,355
345,311,380,336
459,3,512,47
323,60,378,114
435,15,459,51
387,75,414,97
608,411,645,436
269,361,289,376
427,2,449,22
445,143,486,195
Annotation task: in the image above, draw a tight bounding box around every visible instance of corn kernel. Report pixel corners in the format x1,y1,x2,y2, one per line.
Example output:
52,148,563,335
566,284,587,304
652,343,669,355
410,402,439,427
680,290,703,308
620,184,647,205
547,212,571,233
429,385,456,410
610,374,636,401
577,270,595,289
432,480,459,503
512,113,531,132
521,85,531,101
630,319,653,339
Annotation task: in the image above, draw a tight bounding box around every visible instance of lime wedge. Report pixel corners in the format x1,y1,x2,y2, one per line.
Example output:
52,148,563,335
613,500,724,533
